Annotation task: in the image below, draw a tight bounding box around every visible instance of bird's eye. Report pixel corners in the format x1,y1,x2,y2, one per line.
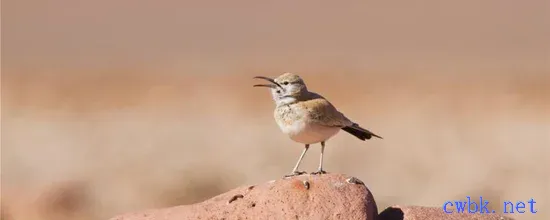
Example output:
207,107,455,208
282,81,289,85
276,90,281,93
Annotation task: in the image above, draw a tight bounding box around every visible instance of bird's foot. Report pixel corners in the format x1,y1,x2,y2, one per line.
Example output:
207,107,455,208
310,170,327,175
283,171,307,178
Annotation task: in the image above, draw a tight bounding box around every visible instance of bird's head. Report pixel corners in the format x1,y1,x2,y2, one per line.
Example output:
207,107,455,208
253,72,308,106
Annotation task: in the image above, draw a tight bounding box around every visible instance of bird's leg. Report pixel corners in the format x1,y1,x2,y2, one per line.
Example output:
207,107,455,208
311,141,327,175
284,144,309,178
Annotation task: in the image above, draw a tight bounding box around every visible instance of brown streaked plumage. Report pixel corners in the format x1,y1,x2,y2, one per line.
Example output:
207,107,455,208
253,72,382,177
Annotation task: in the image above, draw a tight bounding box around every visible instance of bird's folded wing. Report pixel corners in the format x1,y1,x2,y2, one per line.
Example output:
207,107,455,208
302,98,354,128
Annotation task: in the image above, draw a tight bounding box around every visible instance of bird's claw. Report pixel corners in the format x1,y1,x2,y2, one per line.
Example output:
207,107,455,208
283,171,307,178
310,170,327,175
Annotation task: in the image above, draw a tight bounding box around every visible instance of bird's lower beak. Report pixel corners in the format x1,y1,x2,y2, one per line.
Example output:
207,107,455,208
253,76,283,89
253,84,278,88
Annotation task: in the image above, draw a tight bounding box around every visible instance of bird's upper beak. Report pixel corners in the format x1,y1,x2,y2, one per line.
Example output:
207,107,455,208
253,76,283,89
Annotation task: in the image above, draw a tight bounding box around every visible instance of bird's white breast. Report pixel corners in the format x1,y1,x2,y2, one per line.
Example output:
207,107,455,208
274,105,340,144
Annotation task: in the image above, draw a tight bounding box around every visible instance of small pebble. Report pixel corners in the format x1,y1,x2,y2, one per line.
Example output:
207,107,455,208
346,177,364,185
303,180,310,190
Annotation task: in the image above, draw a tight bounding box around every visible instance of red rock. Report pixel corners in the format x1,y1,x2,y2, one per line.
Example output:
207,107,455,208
110,173,378,220
378,205,514,220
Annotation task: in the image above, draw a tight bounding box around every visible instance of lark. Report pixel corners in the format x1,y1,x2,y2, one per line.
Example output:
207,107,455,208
253,73,382,177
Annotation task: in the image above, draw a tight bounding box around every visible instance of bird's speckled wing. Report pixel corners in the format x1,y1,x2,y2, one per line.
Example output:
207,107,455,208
298,95,354,128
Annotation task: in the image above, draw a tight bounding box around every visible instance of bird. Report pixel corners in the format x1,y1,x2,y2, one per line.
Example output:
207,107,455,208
253,72,382,177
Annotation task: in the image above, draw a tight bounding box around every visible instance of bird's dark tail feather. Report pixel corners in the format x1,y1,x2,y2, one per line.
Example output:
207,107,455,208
341,124,383,141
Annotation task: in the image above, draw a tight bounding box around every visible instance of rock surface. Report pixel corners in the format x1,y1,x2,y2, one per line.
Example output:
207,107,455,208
378,205,514,220
110,173,516,220
110,173,378,220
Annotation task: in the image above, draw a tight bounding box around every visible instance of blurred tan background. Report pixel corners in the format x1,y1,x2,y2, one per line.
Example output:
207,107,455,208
2,0,549,219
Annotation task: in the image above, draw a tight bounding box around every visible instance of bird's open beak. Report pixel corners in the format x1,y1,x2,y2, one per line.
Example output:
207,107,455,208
253,76,283,89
